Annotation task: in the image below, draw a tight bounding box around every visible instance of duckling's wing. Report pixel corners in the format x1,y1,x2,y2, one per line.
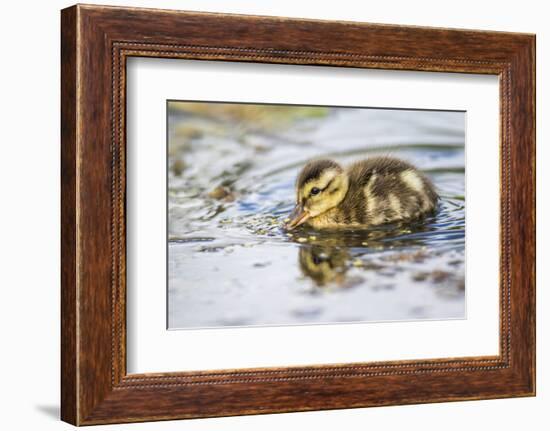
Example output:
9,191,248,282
346,157,417,185
342,156,438,225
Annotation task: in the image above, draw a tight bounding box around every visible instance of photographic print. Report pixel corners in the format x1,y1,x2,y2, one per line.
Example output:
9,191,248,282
167,101,465,329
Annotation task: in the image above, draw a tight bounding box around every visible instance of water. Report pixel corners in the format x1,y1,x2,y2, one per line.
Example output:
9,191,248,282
167,103,465,329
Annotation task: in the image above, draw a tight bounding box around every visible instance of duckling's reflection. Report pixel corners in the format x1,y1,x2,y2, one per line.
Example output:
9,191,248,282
299,245,350,287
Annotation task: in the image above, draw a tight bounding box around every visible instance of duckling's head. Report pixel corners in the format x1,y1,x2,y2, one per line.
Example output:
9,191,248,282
286,159,349,229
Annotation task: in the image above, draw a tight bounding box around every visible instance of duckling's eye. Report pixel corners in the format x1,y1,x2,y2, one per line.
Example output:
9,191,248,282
310,187,321,196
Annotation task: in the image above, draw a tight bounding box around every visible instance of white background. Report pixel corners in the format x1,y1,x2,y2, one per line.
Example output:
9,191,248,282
0,0,546,430
127,59,499,373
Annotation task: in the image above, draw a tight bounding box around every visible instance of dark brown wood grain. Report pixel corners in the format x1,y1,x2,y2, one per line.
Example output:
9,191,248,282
60,5,78,425
61,4,536,425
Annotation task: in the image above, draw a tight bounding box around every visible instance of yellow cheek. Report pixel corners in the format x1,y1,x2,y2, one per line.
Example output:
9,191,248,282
305,196,320,211
306,194,335,214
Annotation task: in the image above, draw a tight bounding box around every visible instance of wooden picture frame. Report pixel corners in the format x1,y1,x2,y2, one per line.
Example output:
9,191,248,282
61,4,535,425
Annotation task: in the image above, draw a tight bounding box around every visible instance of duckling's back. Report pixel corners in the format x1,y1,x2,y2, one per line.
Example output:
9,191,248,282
338,156,438,226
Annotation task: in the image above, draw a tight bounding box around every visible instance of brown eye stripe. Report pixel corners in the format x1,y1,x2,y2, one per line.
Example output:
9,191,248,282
307,177,335,198
321,177,335,192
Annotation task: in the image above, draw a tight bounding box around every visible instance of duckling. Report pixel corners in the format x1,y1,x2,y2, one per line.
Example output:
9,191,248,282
286,156,438,230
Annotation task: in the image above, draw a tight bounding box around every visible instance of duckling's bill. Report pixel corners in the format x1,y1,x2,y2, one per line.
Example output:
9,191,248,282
286,204,310,230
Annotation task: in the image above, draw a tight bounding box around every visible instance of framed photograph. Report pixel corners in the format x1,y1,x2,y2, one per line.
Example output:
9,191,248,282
61,4,535,425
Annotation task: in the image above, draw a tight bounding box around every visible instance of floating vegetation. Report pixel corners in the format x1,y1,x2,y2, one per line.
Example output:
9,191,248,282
208,185,235,201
